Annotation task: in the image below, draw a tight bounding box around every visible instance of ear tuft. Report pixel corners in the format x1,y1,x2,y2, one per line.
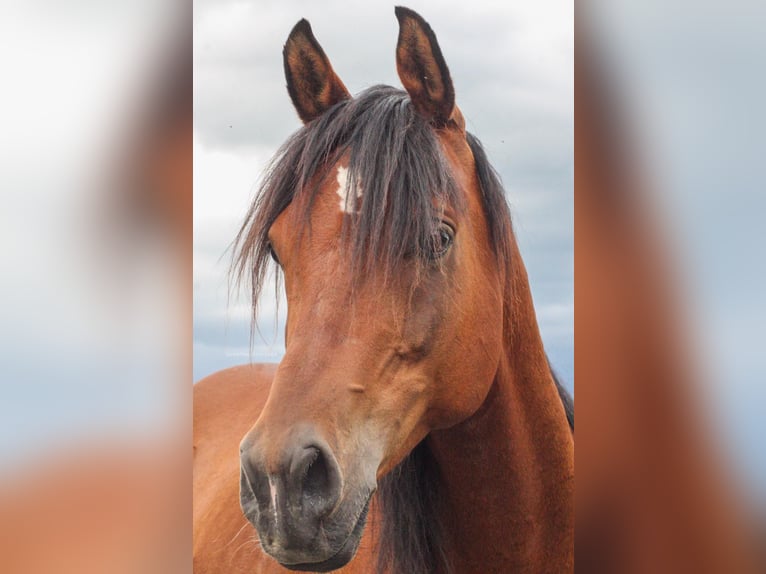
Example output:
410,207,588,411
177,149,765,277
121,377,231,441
283,19,351,124
394,7,455,127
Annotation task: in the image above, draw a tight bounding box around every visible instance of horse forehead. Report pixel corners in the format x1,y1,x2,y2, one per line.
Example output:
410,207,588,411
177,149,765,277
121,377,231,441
276,139,480,252
272,169,346,245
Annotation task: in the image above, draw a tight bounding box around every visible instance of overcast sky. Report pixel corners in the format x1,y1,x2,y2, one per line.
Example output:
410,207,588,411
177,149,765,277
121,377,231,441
193,0,574,387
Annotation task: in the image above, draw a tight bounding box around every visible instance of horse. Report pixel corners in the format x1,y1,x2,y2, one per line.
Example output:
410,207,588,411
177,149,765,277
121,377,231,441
193,7,574,573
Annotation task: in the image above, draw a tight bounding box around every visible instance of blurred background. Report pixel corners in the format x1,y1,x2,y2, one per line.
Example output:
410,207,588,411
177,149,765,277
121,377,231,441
582,0,766,506
0,0,188,475
577,0,765,569
0,0,763,571
0,0,191,572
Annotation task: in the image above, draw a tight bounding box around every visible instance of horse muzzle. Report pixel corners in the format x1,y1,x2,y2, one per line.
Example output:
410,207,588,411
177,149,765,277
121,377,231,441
239,427,374,571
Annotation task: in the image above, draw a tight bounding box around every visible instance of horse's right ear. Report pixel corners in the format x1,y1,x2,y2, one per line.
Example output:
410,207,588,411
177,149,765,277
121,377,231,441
394,7,456,127
283,19,351,124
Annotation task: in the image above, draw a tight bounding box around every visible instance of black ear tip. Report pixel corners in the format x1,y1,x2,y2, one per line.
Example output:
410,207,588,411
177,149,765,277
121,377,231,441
285,19,318,57
289,18,313,40
395,6,422,24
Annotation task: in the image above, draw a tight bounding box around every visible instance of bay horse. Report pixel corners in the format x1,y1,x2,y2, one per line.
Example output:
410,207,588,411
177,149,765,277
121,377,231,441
193,7,574,573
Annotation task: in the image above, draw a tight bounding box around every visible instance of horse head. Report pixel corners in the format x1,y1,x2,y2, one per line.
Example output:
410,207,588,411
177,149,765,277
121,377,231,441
235,8,513,570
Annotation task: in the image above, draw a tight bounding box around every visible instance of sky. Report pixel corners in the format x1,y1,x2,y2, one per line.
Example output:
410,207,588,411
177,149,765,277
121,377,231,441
193,1,574,387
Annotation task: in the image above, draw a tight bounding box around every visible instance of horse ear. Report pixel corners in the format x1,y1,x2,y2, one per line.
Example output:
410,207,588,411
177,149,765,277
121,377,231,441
283,19,351,124
394,7,456,127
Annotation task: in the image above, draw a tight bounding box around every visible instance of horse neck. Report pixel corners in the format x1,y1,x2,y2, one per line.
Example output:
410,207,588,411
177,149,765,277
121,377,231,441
427,246,574,572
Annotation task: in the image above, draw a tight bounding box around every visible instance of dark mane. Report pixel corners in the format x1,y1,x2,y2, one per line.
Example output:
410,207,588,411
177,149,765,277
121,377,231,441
230,84,572,573
375,440,448,574
231,85,515,325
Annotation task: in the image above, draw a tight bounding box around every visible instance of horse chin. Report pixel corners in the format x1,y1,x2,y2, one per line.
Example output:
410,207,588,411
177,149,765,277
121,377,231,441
277,495,371,572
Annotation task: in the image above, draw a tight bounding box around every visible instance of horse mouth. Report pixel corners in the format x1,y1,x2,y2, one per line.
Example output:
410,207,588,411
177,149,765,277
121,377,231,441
279,496,371,572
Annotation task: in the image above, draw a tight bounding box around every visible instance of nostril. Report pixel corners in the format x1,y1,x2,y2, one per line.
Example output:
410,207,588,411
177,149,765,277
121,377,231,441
303,448,328,500
291,444,340,515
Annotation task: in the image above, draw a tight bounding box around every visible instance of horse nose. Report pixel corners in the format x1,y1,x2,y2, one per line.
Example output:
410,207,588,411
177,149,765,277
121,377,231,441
239,433,342,543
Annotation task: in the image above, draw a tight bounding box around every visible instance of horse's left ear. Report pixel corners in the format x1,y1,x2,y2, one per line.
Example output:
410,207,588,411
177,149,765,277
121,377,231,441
395,7,459,128
283,19,351,124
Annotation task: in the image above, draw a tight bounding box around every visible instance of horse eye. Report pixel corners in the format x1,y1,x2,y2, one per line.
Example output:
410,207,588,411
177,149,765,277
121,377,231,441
267,243,281,265
430,223,454,259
